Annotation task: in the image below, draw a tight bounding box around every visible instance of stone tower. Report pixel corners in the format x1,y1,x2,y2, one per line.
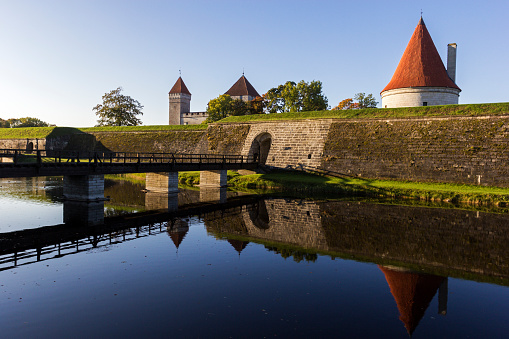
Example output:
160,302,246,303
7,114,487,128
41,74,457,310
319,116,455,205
381,18,461,108
168,77,191,125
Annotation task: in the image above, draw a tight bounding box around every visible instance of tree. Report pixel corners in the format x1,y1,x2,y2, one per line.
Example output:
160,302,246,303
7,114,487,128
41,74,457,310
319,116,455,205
93,87,143,126
206,94,264,122
333,98,358,110
263,80,328,113
299,80,329,112
4,117,50,127
354,93,378,109
0,118,10,128
206,94,234,122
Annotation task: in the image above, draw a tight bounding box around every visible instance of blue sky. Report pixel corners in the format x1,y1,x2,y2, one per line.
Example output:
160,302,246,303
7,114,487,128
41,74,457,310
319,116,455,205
0,0,507,127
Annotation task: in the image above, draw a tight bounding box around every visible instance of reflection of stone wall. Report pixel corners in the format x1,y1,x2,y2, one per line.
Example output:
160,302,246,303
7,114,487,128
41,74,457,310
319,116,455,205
241,199,327,249
319,201,509,278
204,198,509,281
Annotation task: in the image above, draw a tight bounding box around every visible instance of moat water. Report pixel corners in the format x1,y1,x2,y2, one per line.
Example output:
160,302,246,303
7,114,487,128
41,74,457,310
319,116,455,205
0,177,508,338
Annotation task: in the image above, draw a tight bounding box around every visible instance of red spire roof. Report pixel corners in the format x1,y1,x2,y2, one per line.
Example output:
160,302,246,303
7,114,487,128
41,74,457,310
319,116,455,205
382,18,460,93
379,266,445,335
225,75,260,98
169,77,191,95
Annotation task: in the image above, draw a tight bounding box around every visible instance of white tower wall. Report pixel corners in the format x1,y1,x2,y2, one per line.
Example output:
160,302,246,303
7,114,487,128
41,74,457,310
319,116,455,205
381,87,460,108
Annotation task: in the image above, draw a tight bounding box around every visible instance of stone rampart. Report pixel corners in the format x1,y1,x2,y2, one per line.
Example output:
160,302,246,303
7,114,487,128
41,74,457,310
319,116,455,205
238,120,332,169
321,115,509,186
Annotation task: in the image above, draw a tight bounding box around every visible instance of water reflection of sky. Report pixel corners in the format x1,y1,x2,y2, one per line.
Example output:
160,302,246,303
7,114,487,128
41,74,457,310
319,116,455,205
0,179,508,338
0,196,62,232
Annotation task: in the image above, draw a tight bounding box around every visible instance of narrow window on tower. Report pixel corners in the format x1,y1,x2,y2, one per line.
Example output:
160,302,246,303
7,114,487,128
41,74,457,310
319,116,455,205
423,102,428,106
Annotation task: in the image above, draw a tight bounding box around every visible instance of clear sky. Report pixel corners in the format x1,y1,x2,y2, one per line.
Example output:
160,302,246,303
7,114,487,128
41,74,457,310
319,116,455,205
0,0,507,127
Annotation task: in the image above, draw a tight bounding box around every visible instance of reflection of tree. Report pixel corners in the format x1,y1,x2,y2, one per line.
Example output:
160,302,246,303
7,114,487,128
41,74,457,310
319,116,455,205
104,179,146,207
265,245,318,263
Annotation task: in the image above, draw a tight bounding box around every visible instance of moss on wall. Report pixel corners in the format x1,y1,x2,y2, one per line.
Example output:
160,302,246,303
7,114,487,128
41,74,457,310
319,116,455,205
88,130,208,153
206,124,250,154
322,116,509,187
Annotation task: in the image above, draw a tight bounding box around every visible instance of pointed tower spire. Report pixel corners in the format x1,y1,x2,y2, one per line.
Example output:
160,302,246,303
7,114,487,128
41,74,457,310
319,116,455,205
382,18,460,92
169,76,191,95
225,75,260,101
381,17,461,108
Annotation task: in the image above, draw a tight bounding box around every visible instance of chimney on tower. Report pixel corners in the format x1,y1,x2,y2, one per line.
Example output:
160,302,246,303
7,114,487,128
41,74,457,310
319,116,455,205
447,43,457,83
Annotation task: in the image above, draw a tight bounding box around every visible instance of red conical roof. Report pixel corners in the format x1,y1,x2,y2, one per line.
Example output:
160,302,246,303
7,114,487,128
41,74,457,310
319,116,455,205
379,266,445,335
382,18,460,93
225,75,260,98
169,77,191,95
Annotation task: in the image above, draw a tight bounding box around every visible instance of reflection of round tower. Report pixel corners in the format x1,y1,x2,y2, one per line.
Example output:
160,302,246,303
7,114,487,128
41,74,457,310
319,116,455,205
169,77,191,125
381,18,461,108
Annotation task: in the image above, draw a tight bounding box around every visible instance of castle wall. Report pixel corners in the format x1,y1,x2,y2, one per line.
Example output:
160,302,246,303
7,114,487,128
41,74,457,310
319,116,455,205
321,115,509,187
181,111,208,125
0,138,45,150
381,87,460,108
238,120,332,169
88,130,208,153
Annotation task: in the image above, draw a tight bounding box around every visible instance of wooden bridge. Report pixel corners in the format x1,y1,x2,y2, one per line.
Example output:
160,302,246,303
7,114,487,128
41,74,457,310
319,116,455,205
0,149,259,201
0,149,258,178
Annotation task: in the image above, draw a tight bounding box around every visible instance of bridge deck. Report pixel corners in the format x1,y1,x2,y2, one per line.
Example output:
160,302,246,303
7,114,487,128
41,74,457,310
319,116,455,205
0,149,258,178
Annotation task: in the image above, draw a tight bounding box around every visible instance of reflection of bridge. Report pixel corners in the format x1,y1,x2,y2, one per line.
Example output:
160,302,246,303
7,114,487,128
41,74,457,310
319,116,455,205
0,149,258,201
0,196,262,271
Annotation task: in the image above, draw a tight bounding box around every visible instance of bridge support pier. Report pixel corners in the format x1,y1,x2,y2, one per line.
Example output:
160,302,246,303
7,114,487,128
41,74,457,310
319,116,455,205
63,201,105,226
146,172,179,193
200,187,227,203
145,192,179,212
200,170,227,188
63,174,105,201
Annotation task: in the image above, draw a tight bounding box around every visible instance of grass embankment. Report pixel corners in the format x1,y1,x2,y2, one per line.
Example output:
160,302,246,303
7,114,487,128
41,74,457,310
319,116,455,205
0,124,207,140
176,170,509,205
104,173,146,184
79,124,207,132
217,102,509,123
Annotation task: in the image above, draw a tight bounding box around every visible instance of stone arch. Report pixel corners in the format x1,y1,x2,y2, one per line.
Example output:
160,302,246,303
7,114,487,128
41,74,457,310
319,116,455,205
26,141,34,153
249,132,272,165
247,200,270,230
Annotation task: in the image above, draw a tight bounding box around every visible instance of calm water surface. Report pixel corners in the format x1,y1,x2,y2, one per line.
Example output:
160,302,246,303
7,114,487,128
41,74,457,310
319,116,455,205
0,177,507,338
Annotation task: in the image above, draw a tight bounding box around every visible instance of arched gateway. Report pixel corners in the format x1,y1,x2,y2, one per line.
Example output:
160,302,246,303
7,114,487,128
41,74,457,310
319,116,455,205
249,133,272,165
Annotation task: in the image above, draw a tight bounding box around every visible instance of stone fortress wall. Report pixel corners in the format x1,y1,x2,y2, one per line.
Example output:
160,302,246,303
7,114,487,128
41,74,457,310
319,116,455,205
2,111,509,187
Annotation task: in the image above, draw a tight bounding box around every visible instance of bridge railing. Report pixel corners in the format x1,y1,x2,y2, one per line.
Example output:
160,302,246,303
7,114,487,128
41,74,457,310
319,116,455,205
0,149,257,165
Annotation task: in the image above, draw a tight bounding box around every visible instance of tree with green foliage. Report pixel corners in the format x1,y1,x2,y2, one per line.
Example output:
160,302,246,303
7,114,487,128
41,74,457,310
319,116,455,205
93,87,143,126
354,93,378,109
5,117,50,127
264,80,328,113
206,94,263,122
206,94,234,122
0,118,10,128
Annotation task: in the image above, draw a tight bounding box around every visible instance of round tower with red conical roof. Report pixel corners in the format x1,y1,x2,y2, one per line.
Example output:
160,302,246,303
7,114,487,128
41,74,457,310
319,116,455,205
381,18,461,108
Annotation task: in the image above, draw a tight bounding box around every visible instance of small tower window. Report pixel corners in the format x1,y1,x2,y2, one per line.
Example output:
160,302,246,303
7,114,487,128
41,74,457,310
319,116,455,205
423,102,428,106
